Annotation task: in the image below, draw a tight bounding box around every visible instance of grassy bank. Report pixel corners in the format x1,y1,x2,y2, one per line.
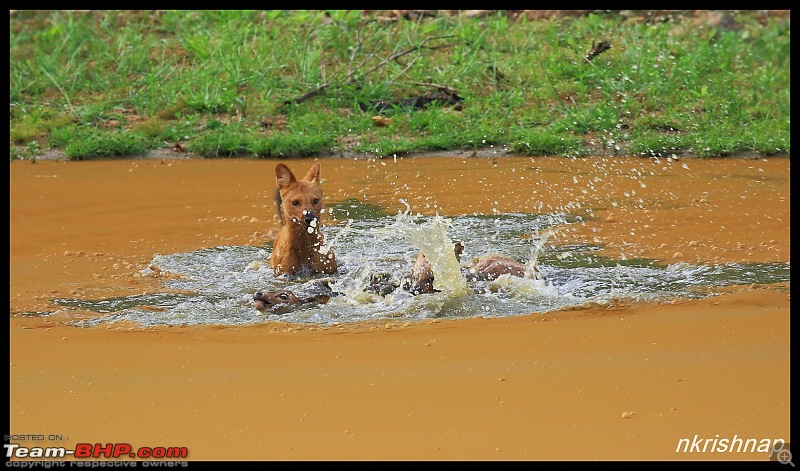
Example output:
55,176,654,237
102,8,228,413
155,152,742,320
9,10,791,160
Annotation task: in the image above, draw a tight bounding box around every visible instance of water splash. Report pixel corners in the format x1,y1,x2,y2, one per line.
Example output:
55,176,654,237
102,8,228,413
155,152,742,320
45,200,790,328
525,226,558,280
375,205,469,296
319,217,354,257
329,262,381,304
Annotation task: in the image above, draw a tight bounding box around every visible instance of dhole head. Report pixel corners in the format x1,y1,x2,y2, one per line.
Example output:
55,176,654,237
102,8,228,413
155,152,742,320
275,159,325,229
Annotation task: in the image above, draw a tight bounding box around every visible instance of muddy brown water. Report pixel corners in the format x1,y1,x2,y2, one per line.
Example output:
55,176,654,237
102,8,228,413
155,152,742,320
9,155,790,323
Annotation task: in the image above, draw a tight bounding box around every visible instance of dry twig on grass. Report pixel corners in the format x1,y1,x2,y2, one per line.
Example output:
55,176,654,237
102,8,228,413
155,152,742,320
281,33,456,108
584,40,612,62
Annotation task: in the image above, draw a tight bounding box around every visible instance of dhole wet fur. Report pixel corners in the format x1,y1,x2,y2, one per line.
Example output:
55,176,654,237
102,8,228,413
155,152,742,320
269,158,337,276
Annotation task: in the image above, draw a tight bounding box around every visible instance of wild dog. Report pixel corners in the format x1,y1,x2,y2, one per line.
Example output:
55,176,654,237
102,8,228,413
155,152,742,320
270,158,337,276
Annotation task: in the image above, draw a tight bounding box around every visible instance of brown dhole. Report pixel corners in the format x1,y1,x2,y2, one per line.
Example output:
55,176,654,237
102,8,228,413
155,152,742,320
270,159,337,276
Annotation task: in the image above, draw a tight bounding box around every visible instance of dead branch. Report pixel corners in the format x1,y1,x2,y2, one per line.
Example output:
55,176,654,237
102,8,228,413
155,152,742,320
343,35,454,83
359,90,463,113
281,34,456,107
584,40,612,62
284,86,329,106
405,81,460,95
347,19,375,78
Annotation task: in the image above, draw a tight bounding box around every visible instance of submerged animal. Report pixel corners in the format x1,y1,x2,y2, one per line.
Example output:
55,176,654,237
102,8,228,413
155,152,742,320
253,274,399,314
270,158,337,276
253,290,333,314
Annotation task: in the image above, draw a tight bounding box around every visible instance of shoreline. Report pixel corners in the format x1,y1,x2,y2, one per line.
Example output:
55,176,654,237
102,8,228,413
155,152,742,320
13,145,789,162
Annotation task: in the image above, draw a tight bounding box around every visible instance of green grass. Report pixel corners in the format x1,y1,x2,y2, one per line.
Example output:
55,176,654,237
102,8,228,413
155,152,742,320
9,10,791,160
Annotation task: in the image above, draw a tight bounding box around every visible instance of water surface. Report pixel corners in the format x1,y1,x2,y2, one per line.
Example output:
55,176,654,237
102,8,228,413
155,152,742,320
9,155,790,327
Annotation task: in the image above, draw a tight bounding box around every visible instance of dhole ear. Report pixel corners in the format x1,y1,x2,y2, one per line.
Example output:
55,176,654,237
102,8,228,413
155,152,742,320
275,163,296,189
303,158,321,183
